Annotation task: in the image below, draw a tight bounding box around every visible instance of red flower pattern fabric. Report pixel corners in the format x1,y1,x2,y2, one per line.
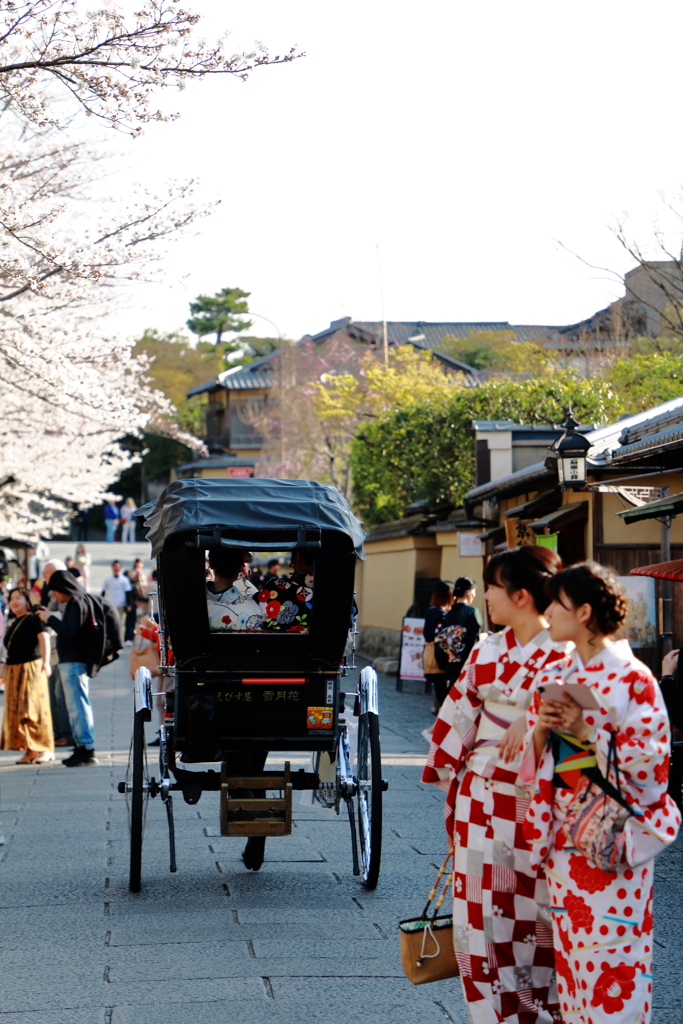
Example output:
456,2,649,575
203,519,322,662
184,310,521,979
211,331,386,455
564,891,594,930
592,965,638,1014
567,853,617,894
521,639,679,1023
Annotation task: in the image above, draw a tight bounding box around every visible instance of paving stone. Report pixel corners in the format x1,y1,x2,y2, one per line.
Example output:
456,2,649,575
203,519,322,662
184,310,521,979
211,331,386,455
0,649,680,1022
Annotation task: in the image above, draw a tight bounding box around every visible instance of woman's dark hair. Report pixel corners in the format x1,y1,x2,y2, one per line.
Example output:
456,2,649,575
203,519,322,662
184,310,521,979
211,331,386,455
483,545,562,613
208,547,247,578
545,561,628,636
453,576,476,599
430,580,454,607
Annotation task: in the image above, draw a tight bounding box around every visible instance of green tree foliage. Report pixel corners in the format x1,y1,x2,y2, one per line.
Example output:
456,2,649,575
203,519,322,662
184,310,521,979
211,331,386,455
607,353,683,411
349,374,624,526
117,434,194,505
134,329,226,433
229,335,280,365
186,287,254,348
439,330,554,374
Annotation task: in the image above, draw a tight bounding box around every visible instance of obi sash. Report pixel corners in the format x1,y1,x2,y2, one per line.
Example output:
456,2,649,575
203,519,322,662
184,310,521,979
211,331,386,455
473,699,525,755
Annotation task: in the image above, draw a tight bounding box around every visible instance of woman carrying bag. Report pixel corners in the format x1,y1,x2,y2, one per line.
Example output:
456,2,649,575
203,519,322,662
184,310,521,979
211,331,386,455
0,587,54,763
522,562,680,1024
423,581,454,713
423,546,568,1024
434,576,483,701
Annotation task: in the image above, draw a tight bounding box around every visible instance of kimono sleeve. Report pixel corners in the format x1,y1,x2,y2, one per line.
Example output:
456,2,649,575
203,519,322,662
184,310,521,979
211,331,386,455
591,667,681,865
422,641,487,836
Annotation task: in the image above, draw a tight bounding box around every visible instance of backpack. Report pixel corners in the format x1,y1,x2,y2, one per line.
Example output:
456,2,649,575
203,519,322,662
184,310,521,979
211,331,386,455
84,593,124,677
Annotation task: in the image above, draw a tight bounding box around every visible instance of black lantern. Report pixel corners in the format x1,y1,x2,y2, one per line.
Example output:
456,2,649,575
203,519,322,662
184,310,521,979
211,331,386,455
546,411,591,489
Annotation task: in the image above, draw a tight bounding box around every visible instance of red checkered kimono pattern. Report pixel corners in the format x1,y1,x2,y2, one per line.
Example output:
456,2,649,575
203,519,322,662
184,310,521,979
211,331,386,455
520,640,681,1024
423,627,569,1024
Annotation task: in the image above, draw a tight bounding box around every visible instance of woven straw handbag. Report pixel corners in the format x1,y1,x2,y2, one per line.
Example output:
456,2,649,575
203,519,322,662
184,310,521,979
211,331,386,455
399,850,459,985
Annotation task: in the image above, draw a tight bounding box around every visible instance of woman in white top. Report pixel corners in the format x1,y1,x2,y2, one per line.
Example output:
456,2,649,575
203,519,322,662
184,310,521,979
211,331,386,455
120,498,136,543
206,547,264,632
74,544,91,592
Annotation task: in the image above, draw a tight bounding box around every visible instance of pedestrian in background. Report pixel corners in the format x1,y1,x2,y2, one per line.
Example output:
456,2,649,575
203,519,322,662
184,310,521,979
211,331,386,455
0,586,54,764
101,560,133,629
434,575,483,702
422,580,453,713
524,562,680,1024
104,498,119,542
76,507,89,541
41,560,73,748
123,559,147,643
120,497,137,542
423,546,568,1024
27,545,39,586
65,557,81,580
36,570,98,767
73,544,91,592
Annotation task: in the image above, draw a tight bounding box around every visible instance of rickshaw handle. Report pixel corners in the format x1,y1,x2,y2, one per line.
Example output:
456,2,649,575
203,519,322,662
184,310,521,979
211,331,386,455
358,666,379,716
134,666,154,717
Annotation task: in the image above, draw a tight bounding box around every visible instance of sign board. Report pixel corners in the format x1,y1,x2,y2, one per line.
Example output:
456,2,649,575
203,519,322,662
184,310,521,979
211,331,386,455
399,617,426,681
227,466,253,479
616,575,656,648
459,533,483,557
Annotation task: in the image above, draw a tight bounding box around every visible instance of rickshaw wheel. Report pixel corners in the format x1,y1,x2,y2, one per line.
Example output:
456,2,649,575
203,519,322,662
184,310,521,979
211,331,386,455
127,709,149,892
356,711,382,889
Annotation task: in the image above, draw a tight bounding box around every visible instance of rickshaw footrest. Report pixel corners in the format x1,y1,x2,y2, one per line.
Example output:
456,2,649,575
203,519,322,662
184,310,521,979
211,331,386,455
220,762,293,837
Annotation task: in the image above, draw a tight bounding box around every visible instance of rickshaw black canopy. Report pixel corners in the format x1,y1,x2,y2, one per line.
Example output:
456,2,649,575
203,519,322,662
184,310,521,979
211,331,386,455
135,478,365,670
135,478,365,560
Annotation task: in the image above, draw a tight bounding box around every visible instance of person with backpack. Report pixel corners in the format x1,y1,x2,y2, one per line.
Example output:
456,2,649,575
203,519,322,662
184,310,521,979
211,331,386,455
433,576,483,699
36,569,99,767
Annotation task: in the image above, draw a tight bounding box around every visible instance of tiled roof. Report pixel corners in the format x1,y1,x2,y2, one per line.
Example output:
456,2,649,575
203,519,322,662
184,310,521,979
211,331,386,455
186,352,277,397
305,320,561,350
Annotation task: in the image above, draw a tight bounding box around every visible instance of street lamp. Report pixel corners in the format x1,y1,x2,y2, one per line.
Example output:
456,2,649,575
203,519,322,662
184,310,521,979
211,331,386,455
546,410,592,489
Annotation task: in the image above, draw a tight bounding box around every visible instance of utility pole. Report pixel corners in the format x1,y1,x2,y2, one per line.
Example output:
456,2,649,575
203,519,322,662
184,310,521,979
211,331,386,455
660,485,672,655
377,245,389,367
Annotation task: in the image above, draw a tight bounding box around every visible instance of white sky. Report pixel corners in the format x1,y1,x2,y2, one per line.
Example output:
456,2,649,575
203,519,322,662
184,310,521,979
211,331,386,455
109,0,683,342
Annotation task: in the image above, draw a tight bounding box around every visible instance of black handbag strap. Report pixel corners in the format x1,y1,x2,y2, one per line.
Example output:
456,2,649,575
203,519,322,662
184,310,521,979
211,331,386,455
584,731,633,816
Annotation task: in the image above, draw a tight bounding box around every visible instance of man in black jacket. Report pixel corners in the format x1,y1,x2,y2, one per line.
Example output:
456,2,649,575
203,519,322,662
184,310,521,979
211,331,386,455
36,570,98,767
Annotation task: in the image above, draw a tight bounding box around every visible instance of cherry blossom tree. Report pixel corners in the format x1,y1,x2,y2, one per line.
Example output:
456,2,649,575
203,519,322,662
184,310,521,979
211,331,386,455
0,0,298,135
0,1,296,539
255,343,461,500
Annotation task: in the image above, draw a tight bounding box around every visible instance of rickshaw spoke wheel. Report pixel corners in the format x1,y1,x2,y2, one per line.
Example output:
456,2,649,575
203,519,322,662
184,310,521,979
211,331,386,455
356,711,382,889
128,709,150,892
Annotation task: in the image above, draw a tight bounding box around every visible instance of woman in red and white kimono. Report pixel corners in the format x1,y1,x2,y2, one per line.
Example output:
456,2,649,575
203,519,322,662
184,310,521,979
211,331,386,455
423,545,570,1024
522,562,681,1024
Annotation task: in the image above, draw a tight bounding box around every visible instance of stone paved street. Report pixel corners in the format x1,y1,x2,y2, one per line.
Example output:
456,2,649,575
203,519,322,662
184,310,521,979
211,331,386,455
1,647,681,1022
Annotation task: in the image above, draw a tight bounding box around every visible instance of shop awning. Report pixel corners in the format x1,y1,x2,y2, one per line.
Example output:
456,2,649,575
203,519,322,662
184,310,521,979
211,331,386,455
528,501,588,534
631,560,683,582
503,488,561,520
615,491,683,524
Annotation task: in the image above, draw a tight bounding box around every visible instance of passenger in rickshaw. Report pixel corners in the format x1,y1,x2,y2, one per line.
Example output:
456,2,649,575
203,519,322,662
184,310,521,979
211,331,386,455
206,547,265,632
257,546,314,632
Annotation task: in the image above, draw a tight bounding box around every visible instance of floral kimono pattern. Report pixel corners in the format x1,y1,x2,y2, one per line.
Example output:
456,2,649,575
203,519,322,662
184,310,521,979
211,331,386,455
423,627,569,1024
521,640,681,1024
206,586,265,632
257,570,313,633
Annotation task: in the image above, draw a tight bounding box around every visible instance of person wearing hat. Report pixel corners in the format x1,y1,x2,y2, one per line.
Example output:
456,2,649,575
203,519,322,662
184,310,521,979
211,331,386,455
36,570,98,767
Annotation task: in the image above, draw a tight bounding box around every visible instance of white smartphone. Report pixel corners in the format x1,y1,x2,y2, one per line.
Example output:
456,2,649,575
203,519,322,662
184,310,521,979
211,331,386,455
537,681,600,711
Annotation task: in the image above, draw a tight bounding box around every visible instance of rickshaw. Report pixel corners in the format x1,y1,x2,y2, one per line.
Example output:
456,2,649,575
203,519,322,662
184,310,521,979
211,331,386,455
118,478,386,893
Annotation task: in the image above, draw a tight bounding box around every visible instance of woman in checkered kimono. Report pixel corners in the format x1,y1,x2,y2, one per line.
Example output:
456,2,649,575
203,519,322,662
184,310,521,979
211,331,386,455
423,546,569,1024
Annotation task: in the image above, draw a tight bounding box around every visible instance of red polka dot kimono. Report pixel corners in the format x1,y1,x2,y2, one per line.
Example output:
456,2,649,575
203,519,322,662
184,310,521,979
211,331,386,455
423,627,569,1024
521,640,681,1024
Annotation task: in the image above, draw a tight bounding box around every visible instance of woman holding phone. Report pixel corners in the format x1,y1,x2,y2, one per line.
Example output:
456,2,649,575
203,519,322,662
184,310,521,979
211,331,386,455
423,545,569,1024
523,562,680,1024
